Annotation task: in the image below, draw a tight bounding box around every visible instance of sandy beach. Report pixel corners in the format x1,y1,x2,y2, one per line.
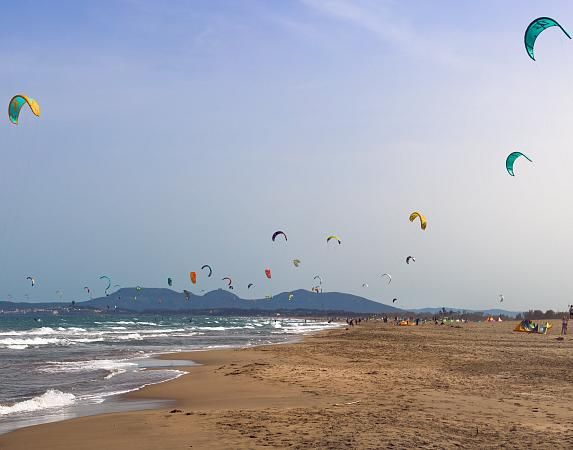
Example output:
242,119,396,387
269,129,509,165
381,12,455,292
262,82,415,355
1,320,572,449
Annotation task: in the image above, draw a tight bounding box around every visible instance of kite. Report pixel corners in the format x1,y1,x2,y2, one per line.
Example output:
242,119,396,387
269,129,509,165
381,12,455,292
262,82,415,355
381,273,392,284
314,275,323,285
99,276,111,296
392,298,398,303
288,294,294,301
524,17,571,61
514,319,552,334
293,259,301,267
327,235,341,245
248,283,254,289
506,152,532,176
9,95,41,125
167,277,173,287
190,271,197,285
362,283,368,288
84,286,91,295
201,265,213,277
409,211,427,230
265,269,271,279
222,277,232,287
406,256,415,264
26,276,35,287
272,231,287,242
499,294,504,303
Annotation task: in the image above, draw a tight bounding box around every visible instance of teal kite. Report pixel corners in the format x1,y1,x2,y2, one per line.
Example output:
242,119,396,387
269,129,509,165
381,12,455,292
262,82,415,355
9,95,41,125
525,17,571,61
506,152,532,176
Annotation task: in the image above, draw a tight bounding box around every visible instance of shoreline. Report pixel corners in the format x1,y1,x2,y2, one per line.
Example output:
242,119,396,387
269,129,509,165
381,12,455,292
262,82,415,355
0,330,337,450
0,316,339,436
1,321,572,449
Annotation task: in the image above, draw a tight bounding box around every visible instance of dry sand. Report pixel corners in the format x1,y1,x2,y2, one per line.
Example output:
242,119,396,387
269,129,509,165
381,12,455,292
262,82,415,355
1,320,572,449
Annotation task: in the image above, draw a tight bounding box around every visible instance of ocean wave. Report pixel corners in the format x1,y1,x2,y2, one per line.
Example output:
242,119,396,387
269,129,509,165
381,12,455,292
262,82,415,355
104,368,128,379
6,344,28,350
40,359,138,375
0,390,76,415
113,333,143,340
0,337,70,348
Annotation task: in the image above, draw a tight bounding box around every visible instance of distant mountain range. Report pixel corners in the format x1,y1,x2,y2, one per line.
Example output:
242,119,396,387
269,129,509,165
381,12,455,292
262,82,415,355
0,288,523,316
83,288,403,314
1,288,403,315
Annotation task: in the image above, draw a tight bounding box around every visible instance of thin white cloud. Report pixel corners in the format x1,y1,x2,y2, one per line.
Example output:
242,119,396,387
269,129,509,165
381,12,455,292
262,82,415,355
299,0,481,71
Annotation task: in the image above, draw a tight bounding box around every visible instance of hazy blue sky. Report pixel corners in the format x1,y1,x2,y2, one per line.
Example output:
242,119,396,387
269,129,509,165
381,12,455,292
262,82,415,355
2,0,573,310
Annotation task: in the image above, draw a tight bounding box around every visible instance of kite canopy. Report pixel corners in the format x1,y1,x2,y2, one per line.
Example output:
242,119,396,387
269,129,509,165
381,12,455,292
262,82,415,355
99,276,111,295
381,273,392,284
288,294,294,301
514,319,552,334
167,277,173,287
409,211,427,230
327,235,341,244
265,269,272,279
222,277,232,286
293,259,301,267
392,298,398,303
406,256,416,264
190,271,197,285
201,265,213,277
9,95,40,125
499,294,504,303
314,275,322,285
272,231,287,242
506,152,532,176
26,276,35,286
524,17,571,60
248,283,254,289
362,283,368,288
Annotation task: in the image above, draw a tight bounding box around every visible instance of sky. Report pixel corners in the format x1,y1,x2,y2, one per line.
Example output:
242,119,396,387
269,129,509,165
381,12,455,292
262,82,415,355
1,0,573,310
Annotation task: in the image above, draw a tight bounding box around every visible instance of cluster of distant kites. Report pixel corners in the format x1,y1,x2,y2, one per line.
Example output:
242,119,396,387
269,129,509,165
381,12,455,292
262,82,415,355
9,17,568,306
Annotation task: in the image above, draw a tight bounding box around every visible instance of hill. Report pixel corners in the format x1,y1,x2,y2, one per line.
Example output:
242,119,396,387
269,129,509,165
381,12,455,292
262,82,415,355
80,288,402,314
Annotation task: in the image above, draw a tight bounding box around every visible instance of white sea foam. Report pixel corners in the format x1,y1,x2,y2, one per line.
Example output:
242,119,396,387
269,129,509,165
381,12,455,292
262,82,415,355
0,337,70,348
40,359,138,375
0,390,76,415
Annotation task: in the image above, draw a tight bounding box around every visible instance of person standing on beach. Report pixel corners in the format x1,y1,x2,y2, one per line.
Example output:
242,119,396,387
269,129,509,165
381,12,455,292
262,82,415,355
562,316,568,336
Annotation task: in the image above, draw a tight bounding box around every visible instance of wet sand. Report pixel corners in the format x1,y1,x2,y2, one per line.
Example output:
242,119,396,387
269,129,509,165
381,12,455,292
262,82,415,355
1,320,572,449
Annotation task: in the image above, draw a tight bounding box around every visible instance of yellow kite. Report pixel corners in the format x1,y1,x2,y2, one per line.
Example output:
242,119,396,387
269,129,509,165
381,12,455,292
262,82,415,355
409,211,427,230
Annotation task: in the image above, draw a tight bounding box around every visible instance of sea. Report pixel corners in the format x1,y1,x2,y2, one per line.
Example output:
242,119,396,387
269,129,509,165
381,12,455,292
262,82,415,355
0,312,338,434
